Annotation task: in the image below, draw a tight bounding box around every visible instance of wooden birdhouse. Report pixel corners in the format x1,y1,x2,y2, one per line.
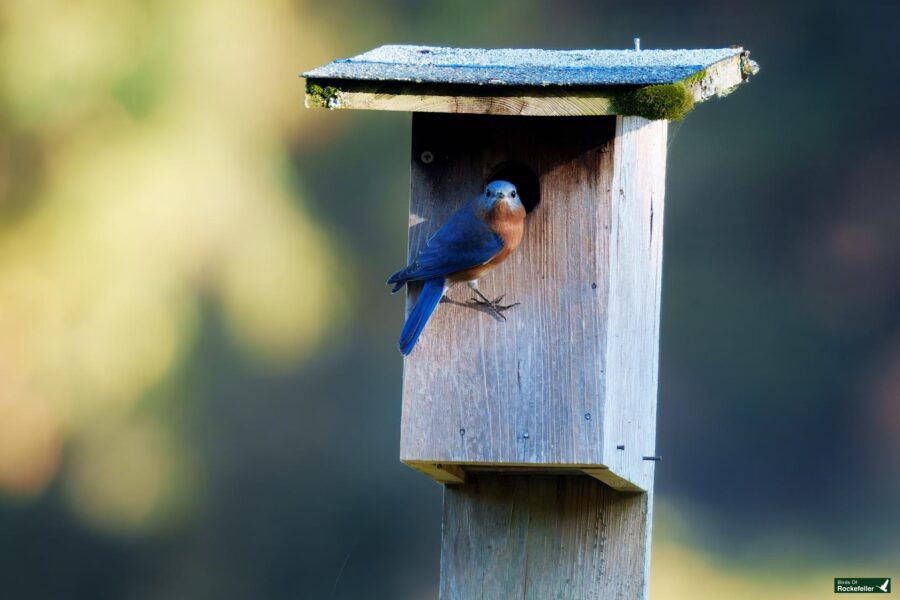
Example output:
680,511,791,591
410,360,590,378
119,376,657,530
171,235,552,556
303,44,756,599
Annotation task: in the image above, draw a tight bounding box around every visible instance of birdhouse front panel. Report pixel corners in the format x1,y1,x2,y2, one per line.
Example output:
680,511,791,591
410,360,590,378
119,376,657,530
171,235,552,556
399,113,665,491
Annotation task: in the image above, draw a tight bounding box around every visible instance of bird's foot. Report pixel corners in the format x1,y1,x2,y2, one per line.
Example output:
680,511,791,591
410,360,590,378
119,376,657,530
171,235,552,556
468,293,520,321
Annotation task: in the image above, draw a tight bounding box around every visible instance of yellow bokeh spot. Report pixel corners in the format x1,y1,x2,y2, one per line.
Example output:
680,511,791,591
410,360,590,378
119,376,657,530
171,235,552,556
64,417,197,536
0,0,348,529
219,194,347,366
0,393,62,496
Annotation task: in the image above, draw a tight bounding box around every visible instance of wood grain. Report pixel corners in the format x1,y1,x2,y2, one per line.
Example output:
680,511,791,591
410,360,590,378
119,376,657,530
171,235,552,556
404,461,466,485
401,113,615,472
312,83,616,116
400,114,666,493
603,116,667,491
401,114,666,600
304,54,750,116
440,474,652,599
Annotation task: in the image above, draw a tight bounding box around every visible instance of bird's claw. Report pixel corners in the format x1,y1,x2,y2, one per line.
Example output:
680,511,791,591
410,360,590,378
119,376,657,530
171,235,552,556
468,294,520,321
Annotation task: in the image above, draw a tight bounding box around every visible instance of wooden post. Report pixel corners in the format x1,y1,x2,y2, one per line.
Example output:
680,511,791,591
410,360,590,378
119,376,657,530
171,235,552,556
441,475,652,599
302,44,757,600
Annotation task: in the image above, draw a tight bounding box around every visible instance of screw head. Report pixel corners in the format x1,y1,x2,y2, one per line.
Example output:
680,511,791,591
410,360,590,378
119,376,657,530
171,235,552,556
584,413,592,421
459,428,466,436
522,432,530,439
420,151,434,164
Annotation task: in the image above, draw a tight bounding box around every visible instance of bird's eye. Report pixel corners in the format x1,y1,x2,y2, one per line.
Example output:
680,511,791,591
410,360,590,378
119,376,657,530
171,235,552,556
510,190,517,198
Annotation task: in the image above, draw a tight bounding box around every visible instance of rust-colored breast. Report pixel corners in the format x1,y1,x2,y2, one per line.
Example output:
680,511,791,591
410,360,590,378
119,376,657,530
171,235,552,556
449,201,525,283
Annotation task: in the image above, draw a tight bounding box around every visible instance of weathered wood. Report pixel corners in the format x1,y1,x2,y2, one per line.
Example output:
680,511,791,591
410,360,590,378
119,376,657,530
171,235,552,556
603,116,668,489
582,467,644,492
307,82,616,116
303,46,758,116
401,462,647,490
404,461,466,484
401,113,614,473
305,54,752,116
440,474,652,599
684,52,753,102
400,114,666,493
300,44,753,600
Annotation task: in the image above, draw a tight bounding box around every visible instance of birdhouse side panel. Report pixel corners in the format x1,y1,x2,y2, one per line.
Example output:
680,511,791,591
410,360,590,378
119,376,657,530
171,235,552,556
603,116,668,491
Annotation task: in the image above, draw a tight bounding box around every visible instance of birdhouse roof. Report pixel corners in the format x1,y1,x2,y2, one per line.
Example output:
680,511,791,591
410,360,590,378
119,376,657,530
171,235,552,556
304,45,748,87
302,45,757,118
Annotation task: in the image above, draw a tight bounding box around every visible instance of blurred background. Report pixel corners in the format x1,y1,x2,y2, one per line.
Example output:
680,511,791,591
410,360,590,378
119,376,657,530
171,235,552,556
0,0,897,598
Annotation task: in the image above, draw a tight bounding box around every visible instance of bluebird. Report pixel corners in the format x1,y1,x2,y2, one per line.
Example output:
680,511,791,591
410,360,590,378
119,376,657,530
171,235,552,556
388,180,527,355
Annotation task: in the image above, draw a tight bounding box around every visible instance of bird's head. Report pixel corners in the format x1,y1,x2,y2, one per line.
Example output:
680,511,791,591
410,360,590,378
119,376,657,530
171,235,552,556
481,180,523,211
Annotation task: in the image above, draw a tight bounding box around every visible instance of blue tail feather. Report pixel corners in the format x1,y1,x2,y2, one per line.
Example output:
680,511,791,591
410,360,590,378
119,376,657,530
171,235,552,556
399,277,444,355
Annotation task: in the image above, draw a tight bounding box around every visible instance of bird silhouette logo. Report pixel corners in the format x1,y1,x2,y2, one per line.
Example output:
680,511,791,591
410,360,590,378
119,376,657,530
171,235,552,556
878,579,890,593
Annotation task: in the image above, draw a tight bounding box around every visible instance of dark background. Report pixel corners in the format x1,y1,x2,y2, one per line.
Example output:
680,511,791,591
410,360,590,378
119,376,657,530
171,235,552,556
0,1,897,598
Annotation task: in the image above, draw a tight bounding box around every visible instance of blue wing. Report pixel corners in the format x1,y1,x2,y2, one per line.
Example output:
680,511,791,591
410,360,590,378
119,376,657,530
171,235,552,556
387,199,502,291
